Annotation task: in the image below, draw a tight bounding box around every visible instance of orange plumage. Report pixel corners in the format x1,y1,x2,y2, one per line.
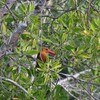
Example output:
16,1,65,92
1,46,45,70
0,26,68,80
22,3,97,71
36,47,56,67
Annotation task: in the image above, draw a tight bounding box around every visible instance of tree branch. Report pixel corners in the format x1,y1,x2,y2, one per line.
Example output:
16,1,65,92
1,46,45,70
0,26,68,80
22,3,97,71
0,75,36,99
0,23,27,58
0,75,28,94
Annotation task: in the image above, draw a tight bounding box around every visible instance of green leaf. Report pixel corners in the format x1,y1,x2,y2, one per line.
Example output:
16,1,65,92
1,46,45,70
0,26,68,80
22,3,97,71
32,39,36,48
56,68,63,73
21,32,31,40
37,68,44,71
52,61,60,67
1,23,7,34
94,68,99,75
43,38,53,43
79,54,91,59
21,2,26,12
52,61,61,70
44,74,49,83
26,68,32,77
65,45,74,50
25,50,38,55
27,3,34,12
77,49,84,55
62,33,67,42
53,64,61,70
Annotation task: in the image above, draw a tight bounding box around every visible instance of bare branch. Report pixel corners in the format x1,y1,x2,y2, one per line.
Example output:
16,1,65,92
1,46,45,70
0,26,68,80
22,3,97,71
0,23,27,58
0,76,36,99
0,75,28,93
57,68,100,99
58,69,91,85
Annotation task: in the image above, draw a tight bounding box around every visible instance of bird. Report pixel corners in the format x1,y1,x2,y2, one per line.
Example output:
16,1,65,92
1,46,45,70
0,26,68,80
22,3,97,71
37,47,56,62
27,47,56,68
36,47,56,68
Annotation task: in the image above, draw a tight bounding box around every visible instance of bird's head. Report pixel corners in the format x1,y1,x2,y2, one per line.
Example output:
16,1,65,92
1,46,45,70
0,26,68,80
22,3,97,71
42,47,56,55
37,47,56,64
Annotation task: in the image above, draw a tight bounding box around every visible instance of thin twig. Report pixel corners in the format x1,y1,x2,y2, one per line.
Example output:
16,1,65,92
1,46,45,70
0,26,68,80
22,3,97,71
0,75,36,99
0,76,28,94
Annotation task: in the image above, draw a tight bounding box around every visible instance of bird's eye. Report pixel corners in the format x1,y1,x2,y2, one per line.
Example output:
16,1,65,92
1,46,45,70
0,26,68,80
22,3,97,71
44,48,48,50
46,48,48,50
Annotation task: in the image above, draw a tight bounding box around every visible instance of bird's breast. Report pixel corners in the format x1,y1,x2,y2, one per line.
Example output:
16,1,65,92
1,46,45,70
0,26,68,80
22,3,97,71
38,52,47,62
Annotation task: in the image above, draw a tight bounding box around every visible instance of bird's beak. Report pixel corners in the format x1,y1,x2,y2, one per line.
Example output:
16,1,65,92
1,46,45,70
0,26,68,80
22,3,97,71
47,49,56,55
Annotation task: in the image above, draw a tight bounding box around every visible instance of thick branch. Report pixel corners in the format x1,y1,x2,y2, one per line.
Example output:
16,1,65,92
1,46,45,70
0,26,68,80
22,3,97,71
58,69,98,100
0,23,27,58
58,69,91,86
0,0,49,58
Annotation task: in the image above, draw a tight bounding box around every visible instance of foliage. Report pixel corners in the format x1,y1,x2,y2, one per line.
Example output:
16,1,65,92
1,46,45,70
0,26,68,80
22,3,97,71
0,0,100,100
